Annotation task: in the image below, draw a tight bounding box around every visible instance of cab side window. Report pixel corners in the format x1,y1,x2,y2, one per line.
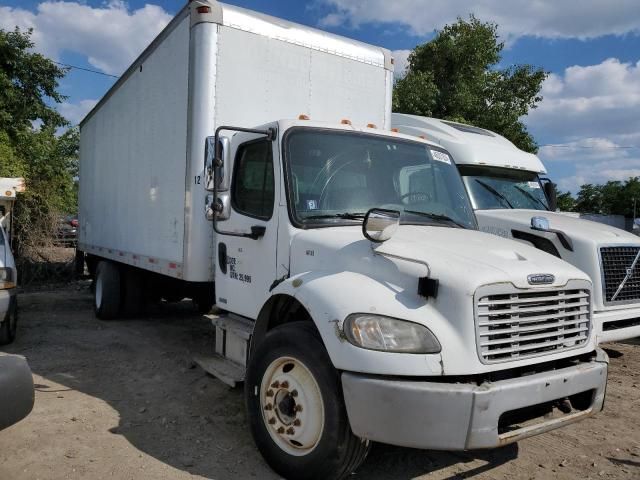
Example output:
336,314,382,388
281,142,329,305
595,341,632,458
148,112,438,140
232,140,275,220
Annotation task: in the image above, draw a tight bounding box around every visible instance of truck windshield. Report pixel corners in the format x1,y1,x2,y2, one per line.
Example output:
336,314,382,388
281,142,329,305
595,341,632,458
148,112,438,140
283,129,476,229
459,165,549,211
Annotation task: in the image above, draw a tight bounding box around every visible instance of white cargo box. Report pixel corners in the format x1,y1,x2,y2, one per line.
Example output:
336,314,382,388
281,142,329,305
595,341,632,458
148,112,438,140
79,0,393,283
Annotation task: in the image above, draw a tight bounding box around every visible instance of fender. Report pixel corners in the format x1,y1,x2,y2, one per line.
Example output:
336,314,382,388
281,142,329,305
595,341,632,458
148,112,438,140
263,270,446,376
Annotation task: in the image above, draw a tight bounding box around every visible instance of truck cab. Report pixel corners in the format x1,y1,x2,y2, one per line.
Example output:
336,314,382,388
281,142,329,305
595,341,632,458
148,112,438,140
0,178,23,345
207,118,607,478
392,113,640,343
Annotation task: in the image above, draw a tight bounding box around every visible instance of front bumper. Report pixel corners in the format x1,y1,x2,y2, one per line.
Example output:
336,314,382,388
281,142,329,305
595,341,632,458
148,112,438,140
595,307,640,343
342,349,608,451
0,353,34,431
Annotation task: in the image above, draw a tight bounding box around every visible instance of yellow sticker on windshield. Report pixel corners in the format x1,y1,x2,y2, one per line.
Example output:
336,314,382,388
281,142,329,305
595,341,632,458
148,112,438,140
430,150,451,164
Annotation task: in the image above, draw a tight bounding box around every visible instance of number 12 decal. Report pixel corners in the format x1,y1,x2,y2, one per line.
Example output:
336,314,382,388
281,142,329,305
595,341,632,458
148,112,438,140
195,175,201,185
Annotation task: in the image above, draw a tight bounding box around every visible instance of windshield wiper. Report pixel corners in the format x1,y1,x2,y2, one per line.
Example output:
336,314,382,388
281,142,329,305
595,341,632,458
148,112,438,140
475,179,514,208
404,210,466,228
304,212,366,220
513,185,549,210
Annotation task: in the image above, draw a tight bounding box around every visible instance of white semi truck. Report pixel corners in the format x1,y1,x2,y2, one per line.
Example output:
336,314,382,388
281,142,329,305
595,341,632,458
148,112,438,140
78,2,608,478
393,114,640,344
0,177,24,345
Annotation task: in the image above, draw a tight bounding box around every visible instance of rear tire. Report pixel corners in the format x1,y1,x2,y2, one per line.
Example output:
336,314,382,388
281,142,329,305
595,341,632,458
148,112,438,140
245,322,370,480
0,296,18,345
121,268,146,317
94,261,121,320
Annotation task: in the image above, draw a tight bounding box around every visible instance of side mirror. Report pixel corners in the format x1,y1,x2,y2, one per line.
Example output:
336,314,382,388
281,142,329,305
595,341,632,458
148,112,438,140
363,208,400,243
542,179,557,211
204,136,231,192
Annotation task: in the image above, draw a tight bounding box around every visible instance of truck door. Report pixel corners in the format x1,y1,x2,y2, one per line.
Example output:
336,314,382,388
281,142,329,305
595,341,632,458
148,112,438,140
214,132,280,319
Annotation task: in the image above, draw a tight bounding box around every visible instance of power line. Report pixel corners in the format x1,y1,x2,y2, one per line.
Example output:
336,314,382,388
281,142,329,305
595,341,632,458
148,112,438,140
540,144,640,150
53,61,119,79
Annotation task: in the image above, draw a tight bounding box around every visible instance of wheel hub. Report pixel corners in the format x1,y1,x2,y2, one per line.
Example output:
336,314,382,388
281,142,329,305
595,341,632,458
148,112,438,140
260,356,325,456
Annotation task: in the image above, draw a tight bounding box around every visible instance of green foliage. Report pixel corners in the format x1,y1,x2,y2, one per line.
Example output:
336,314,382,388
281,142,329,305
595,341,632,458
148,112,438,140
393,16,547,153
556,189,576,212
0,28,78,257
569,178,640,218
0,28,68,136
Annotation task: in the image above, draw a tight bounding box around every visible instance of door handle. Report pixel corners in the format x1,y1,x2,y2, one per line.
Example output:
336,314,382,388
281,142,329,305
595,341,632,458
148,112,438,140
249,226,266,240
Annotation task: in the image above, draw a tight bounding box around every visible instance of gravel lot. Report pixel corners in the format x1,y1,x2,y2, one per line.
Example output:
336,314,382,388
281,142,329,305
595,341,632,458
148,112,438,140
1,284,639,480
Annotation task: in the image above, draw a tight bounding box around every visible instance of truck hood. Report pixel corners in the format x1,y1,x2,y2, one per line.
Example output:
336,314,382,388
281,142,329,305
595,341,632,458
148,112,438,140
476,209,640,246
290,224,590,292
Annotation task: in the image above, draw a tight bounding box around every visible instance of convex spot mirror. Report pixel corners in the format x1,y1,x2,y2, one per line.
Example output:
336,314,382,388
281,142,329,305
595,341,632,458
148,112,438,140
363,208,400,243
204,135,231,192
531,216,550,232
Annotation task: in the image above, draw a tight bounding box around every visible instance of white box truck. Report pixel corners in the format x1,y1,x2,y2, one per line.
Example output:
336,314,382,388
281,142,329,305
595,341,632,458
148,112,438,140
393,114,640,344
79,2,608,478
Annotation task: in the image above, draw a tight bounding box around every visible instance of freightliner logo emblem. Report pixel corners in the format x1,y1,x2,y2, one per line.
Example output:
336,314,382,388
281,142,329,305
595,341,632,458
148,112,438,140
527,274,555,285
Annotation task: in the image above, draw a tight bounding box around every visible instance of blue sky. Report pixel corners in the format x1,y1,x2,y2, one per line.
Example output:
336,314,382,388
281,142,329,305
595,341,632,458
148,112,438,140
2,0,640,193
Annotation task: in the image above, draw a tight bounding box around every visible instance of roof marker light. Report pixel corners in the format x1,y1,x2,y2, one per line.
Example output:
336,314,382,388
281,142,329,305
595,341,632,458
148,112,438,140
391,128,399,133
196,6,211,13
298,114,310,120
367,123,377,129
341,119,352,125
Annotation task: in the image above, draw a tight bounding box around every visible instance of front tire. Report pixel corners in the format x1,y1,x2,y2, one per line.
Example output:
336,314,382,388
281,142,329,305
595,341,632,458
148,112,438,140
94,261,121,320
245,322,369,480
0,295,18,345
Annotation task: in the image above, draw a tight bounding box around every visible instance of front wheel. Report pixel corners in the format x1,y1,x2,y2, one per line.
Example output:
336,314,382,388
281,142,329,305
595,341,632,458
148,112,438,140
0,295,18,345
245,322,369,480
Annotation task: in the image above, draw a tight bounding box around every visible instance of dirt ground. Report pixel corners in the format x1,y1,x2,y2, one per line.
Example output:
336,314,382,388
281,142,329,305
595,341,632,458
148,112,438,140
1,284,640,480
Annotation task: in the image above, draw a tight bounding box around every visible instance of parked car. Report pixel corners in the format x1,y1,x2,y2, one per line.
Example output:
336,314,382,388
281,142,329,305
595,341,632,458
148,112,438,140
0,353,34,431
55,215,78,247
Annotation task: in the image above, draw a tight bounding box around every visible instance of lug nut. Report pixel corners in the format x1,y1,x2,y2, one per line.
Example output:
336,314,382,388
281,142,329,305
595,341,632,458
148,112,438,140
268,417,276,425
295,405,303,412
293,419,301,426
271,381,280,388
286,427,295,435
264,404,273,411
277,427,285,434
291,390,298,397
281,381,289,389
266,390,274,397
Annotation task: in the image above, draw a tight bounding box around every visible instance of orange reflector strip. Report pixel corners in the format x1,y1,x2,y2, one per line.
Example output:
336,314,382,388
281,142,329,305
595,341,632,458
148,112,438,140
298,114,310,120
169,263,177,269
341,119,352,125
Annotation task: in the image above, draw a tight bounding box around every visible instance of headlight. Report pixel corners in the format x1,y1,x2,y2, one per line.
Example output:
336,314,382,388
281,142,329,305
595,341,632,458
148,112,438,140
343,314,441,354
0,267,15,289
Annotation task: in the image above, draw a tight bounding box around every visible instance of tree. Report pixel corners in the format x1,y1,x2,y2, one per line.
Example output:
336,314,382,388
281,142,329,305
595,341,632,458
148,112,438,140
0,28,78,258
393,16,547,153
0,28,68,137
556,190,576,212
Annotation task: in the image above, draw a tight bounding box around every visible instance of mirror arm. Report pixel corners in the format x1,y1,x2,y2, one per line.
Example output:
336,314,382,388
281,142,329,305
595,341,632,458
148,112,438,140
212,125,276,240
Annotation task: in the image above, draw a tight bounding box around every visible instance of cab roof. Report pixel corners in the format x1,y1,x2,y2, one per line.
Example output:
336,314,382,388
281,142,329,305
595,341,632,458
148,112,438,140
392,114,547,174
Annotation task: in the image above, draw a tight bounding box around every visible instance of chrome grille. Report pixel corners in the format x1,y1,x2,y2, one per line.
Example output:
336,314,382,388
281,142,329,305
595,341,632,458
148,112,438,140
475,288,591,364
600,246,640,304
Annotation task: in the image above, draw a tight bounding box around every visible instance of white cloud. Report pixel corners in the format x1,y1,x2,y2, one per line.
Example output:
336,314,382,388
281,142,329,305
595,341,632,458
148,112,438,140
319,0,640,42
0,1,171,75
58,99,98,125
526,58,640,193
